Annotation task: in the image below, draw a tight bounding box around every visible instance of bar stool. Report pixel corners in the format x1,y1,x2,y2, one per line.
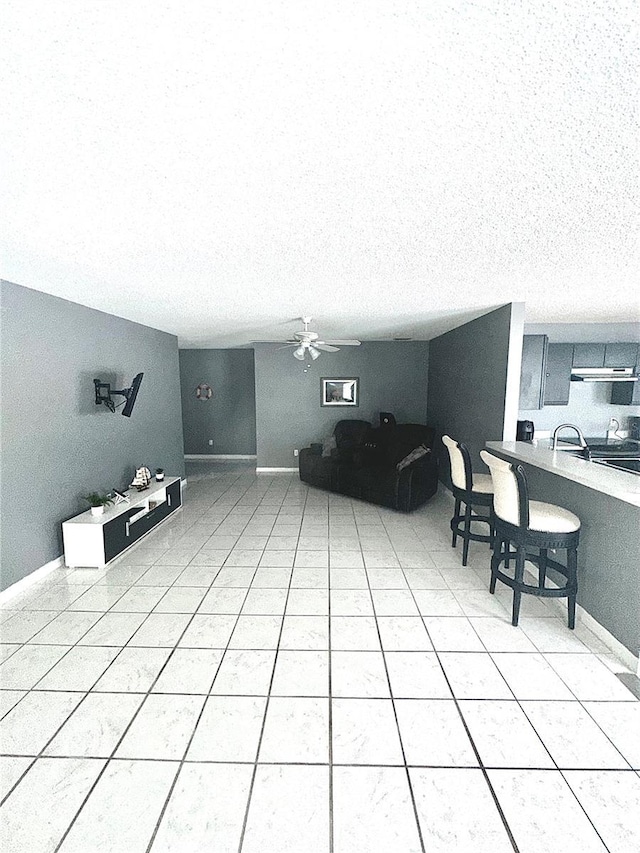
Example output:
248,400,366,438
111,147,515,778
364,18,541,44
480,450,580,628
442,435,494,566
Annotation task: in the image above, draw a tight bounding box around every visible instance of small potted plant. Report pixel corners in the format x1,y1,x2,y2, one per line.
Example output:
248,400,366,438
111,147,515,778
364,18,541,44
155,468,165,481
83,492,114,517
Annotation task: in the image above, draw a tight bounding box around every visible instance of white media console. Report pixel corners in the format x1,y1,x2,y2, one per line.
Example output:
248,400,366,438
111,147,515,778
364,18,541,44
62,476,182,568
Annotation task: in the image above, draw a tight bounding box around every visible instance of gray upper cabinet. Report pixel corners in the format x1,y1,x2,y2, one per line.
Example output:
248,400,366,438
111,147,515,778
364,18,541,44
543,343,574,406
604,342,638,368
519,335,547,410
610,377,640,405
610,343,640,405
572,343,605,367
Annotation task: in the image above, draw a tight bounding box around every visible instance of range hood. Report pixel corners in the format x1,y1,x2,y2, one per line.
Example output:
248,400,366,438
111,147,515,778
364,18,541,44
570,367,638,382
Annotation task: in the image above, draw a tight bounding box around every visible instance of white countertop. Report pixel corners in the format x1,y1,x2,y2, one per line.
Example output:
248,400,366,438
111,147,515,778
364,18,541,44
485,441,640,507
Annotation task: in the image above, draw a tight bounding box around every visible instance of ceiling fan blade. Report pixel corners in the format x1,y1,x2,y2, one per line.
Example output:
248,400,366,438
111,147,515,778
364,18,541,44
315,343,339,352
276,343,299,350
324,340,361,346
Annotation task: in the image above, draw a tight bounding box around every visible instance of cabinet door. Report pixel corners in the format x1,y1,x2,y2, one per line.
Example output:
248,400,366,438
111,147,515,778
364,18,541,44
572,343,605,367
604,343,638,367
543,344,574,406
519,335,547,410
610,380,640,406
103,516,129,562
166,480,182,510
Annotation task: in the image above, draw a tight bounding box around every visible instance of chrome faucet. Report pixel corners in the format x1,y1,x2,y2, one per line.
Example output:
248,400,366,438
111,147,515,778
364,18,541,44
552,423,588,451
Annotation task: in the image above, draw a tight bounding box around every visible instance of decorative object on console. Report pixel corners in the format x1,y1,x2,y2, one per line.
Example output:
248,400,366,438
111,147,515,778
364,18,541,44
321,378,359,407
112,489,130,505
93,372,144,417
83,492,114,517
155,468,165,481
195,383,213,400
130,466,151,490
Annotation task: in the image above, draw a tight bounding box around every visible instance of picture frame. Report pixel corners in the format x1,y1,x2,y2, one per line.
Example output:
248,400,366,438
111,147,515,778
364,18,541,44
321,377,359,407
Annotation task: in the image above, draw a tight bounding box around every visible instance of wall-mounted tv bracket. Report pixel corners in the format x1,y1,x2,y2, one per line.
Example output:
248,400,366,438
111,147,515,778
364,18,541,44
94,373,143,417
94,379,125,412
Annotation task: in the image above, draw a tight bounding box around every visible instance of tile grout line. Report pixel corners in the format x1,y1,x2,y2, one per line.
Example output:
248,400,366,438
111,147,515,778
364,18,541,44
49,530,261,853
391,533,523,853
143,570,263,852
0,581,168,801
235,477,302,853
361,524,428,853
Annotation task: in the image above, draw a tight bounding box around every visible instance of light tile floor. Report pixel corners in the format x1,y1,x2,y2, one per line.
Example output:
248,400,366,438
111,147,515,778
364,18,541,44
1,462,639,852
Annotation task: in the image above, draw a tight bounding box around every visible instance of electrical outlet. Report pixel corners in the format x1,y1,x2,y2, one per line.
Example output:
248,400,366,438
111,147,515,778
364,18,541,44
293,449,299,457
208,439,213,446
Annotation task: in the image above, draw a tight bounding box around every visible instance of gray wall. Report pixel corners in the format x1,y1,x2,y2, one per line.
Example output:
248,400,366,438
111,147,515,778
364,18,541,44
179,349,256,455
520,380,640,436
0,281,185,590
253,341,429,468
427,304,520,481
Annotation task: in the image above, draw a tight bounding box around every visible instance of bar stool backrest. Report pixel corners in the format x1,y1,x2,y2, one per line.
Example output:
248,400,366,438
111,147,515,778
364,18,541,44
480,450,529,528
442,435,472,491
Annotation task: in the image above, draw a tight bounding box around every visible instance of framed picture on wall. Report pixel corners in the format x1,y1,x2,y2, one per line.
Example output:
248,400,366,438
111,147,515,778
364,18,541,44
321,378,359,407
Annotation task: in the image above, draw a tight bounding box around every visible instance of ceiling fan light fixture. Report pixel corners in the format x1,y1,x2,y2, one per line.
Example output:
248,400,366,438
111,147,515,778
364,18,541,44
293,346,306,360
309,346,321,360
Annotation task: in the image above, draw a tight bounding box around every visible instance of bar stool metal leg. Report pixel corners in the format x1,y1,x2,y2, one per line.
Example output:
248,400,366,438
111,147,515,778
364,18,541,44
452,498,461,547
567,546,578,629
461,503,472,566
538,548,548,589
512,546,526,626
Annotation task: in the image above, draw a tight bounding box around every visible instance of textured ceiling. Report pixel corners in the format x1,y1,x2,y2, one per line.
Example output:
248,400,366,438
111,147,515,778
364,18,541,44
1,1,638,347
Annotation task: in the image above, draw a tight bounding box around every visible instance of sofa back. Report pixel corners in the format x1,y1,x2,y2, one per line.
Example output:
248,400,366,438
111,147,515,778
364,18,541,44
334,419,372,450
383,424,435,465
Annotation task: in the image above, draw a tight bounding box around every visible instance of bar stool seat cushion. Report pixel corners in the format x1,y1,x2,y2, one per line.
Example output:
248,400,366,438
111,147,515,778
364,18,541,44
471,473,493,494
528,500,580,533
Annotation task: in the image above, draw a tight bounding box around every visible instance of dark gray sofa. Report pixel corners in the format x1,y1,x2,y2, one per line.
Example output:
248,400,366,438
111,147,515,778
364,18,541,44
298,419,439,512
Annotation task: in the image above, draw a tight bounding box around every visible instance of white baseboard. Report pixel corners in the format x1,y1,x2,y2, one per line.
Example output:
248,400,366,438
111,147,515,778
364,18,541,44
0,555,64,604
533,571,639,676
577,604,639,676
256,467,299,473
184,454,257,461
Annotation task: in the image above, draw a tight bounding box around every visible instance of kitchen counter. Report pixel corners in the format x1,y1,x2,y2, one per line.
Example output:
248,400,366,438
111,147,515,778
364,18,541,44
486,440,640,507
485,440,640,664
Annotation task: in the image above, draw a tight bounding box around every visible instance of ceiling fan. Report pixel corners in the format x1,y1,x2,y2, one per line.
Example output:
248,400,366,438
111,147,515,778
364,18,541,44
279,317,361,360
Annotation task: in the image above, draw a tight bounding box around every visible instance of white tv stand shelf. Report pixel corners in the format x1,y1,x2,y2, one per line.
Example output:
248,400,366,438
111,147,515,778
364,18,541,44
62,477,182,568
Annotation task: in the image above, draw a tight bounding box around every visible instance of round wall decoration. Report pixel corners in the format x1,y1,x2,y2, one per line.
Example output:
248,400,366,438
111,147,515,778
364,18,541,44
195,383,213,400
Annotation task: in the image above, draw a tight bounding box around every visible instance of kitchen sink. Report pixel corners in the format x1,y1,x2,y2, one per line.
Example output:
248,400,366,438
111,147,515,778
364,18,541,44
558,438,640,458
585,441,640,456
593,458,640,475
